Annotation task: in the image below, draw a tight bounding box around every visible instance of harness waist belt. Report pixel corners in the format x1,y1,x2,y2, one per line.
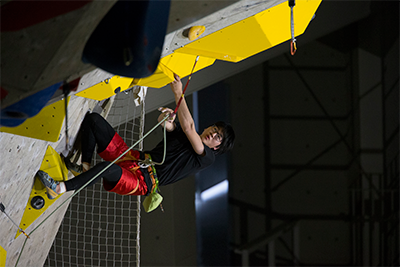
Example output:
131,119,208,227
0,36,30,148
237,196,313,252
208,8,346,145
145,154,159,193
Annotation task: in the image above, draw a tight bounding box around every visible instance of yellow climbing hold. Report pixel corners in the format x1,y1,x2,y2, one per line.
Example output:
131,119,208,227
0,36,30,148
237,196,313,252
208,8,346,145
188,25,206,41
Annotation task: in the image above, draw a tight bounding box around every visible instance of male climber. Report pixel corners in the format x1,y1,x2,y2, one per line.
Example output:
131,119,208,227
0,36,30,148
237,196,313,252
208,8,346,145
37,74,235,199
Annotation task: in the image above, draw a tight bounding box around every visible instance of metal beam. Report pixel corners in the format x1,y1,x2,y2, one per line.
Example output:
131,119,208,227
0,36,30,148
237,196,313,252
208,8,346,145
235,220,298,253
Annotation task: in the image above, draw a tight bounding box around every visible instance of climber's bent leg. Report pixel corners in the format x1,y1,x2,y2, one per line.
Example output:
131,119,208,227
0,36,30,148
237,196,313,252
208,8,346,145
64,161,122,191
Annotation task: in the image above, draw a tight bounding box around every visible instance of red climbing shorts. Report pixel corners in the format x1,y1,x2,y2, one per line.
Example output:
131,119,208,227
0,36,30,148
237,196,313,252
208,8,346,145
98,132,148,195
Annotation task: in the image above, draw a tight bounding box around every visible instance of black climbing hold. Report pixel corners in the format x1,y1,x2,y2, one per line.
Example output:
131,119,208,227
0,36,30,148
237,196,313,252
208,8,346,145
31,196,45,209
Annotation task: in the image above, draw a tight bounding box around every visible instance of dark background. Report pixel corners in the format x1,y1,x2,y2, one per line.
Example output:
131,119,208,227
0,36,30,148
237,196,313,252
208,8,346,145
141,1,399,266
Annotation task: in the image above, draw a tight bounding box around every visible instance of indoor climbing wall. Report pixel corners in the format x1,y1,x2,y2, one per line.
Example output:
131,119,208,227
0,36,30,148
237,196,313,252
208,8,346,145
0,0,322,266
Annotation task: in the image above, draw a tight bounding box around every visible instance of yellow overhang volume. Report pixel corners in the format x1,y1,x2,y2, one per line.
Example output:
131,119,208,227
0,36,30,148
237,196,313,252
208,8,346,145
76,76,133,101
176,0,321,62
75,0,320,95
131,53,216,88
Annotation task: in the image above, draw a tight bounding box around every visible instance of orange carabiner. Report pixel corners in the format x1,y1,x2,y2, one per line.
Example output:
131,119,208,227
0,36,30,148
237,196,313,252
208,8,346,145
290,40,297,56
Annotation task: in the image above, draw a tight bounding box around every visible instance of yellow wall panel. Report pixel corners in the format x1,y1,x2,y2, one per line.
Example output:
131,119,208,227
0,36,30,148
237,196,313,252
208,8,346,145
131,53,215,88
76,76,133,101
0,97,70,142
0,246,6,267
15,145,69,238
160,53,216,78
130,62,175,88
176,0,321,62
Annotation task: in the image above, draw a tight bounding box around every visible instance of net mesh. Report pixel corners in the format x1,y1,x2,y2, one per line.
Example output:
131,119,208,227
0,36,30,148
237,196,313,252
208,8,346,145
45,88,145,267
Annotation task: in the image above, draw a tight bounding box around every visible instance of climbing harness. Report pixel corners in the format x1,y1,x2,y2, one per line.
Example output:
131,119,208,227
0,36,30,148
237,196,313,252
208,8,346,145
141,154,164,213
289,0,297,55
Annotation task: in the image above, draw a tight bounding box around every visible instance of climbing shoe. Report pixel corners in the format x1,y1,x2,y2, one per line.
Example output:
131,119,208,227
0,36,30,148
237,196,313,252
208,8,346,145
63,156,84,176
36,170,59,200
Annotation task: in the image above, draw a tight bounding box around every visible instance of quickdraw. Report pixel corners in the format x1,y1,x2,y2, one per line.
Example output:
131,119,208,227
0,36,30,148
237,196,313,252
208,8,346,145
173,55,200,114
289,0,297,55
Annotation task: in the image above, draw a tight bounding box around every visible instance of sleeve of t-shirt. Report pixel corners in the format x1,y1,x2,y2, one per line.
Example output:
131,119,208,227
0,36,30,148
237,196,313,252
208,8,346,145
197,145,215,167
167,122,183,138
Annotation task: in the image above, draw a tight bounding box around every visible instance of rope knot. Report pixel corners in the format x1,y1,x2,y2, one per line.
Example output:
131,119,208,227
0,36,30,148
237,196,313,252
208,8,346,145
138,158,154,168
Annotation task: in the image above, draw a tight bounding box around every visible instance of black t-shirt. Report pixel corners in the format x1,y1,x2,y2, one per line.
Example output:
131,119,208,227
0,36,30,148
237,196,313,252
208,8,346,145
144,122,215,187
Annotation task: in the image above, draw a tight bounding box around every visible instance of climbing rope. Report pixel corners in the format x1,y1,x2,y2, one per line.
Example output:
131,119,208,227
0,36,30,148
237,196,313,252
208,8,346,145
143,55,200,168
289,0,297,55
139,55,200,169
15,56,201,266
138,117,168,168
